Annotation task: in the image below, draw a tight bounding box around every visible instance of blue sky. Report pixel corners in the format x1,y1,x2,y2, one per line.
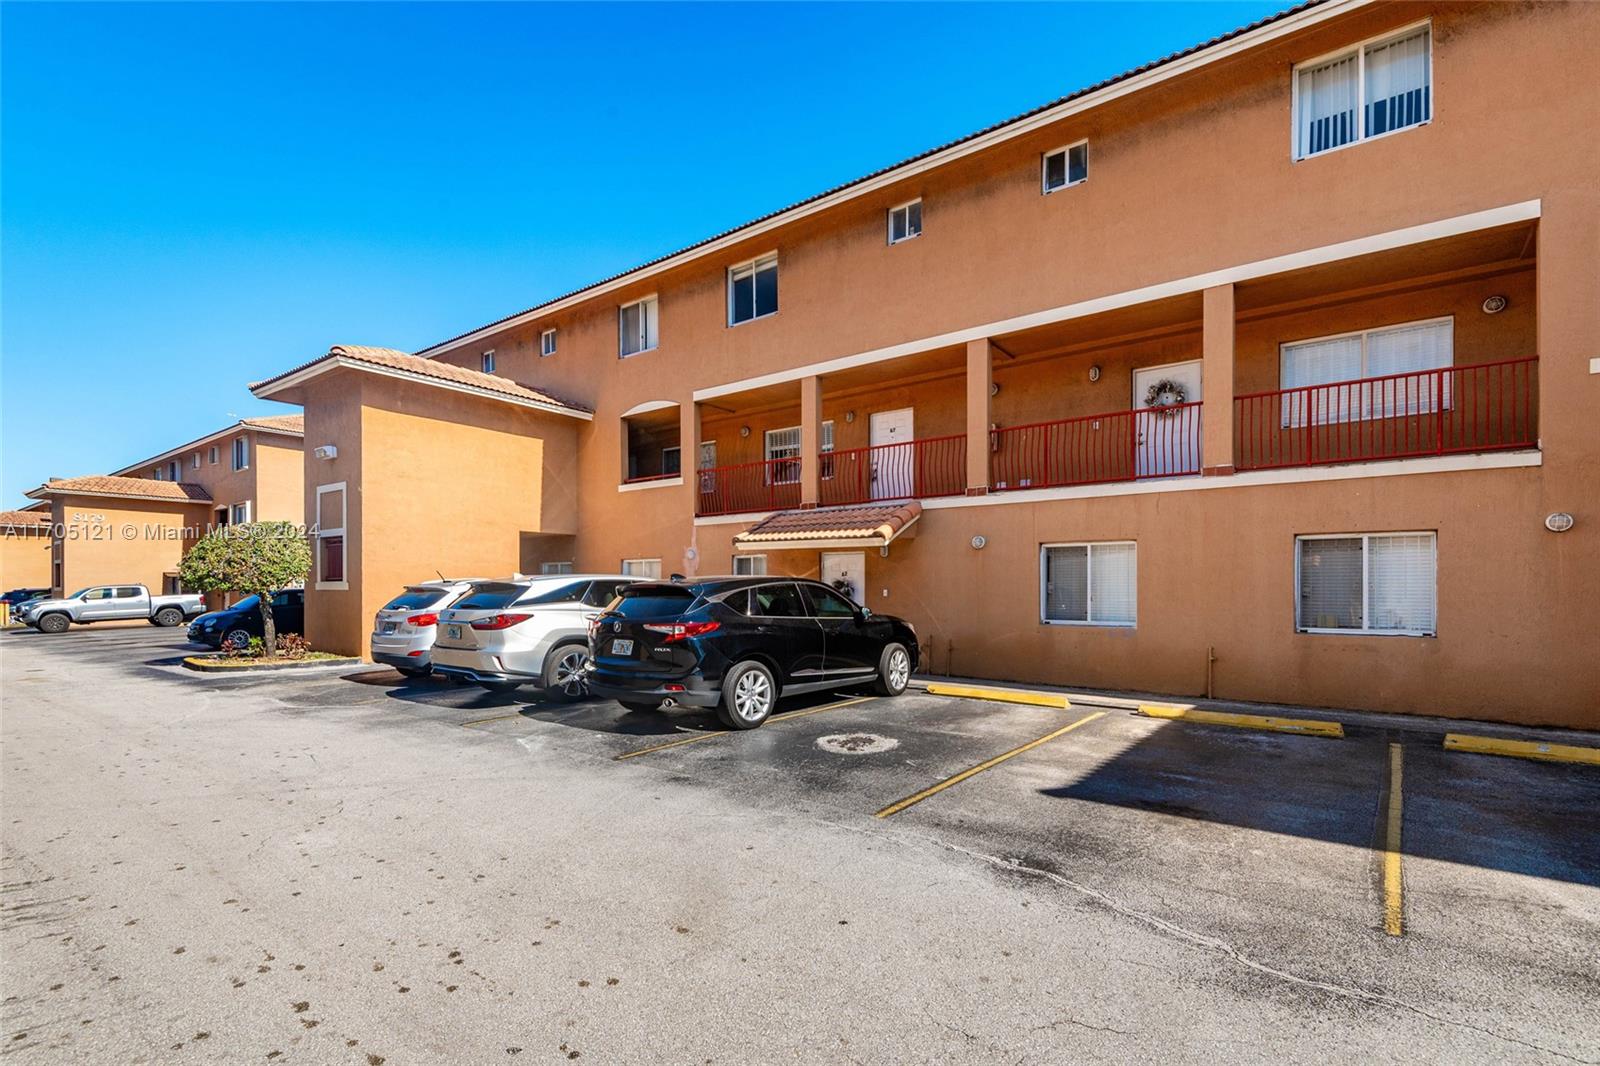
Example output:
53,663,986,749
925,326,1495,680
1,1,1281,507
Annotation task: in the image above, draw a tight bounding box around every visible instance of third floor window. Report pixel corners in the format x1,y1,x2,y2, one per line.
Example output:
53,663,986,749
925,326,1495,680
1295,24,1431,160
728,254,778,326
619,296,659,357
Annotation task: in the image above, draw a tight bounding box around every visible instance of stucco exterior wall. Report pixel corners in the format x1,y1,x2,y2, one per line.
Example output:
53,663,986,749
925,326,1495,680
48,496,209,596
1,528,52,590
251,433,307,523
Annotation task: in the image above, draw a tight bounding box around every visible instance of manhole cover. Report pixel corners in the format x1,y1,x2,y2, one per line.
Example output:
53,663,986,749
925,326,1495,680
816,733,899,755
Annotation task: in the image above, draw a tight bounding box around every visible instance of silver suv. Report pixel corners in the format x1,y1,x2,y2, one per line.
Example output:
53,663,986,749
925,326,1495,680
369,579,483,677
430,575,632,697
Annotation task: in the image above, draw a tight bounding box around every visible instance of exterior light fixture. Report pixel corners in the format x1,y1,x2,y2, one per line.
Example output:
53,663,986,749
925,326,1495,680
1089,365,1102,382
740,425,751,438
312,445,338,460
1482,295,1508,314
844,411,856,424
970,535,987,550
1545,512,1575,533
990,382,1001,397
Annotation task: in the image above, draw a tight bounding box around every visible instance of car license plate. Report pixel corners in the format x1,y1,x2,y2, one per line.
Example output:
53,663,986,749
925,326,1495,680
612,639,634,655
447,625,463,640
380,621,397,635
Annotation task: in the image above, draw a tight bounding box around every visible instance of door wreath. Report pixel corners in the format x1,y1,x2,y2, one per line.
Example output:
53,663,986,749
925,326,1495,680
1142,378,1188,413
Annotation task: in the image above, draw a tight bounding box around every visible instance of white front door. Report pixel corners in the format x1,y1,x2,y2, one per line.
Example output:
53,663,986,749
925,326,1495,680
820,551,866,605
1132,360,1203,478
868,407,915,500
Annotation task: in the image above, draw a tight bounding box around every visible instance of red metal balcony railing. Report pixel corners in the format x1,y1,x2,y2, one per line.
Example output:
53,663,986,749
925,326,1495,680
695,458,802,517
819,434,967,507
1234,357,1538,471
990,402,1203,491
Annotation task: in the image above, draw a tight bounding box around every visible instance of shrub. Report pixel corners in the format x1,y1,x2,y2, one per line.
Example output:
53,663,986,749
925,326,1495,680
180,521,311,658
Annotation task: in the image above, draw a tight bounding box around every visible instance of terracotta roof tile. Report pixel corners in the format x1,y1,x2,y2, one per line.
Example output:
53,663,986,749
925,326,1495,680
0,509,51,529
26,475,213,504
251,345,592,416
734,502,922,546
239,414,305,434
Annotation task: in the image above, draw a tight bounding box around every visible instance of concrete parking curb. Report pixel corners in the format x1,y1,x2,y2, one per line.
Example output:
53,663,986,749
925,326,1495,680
1443,733,1600,766
924,683,1070,709
1136,703,1345,738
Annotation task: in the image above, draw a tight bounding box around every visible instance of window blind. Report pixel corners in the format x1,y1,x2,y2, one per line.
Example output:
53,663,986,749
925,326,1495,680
1298,534,1436,635
1044,545,1089,622
1367,534,1436,633
1089,542,1137,625
1365,29,1431,137
1297,537,1364,630
1043,543,1136,625
1297,52,1358,156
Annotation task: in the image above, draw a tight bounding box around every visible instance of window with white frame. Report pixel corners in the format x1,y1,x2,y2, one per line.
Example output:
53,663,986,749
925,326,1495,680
481,350,495,374
541,328,557,357
152,466,164,481
232,436,249,471
1040,542,1136,626
192,452,201,469
1296,533,1436,635
315,483,347,588
229,501,252,525
209,445,219,465
168,460,180,481
1295,24,1430,160
540,561,574,575
733,554,767,576
619,296,659,357
1280,317,1452,427
888,200,922,244
1042,141,1088,193
621,558,661,579
728,254,778,325
764,421,834,485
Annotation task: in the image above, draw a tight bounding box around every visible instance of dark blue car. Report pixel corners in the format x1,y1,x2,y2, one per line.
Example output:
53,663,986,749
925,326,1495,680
188,589,305,650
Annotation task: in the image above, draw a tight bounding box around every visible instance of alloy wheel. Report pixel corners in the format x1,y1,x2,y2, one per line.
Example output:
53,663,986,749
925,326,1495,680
888,648,910,691
553,648,589,698
733,668,773,722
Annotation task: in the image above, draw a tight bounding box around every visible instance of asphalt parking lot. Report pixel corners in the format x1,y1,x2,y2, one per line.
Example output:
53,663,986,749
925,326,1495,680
3,625,1598,1063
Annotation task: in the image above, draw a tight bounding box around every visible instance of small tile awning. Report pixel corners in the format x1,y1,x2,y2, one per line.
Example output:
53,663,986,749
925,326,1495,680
25,475,213,504
732,502,922,551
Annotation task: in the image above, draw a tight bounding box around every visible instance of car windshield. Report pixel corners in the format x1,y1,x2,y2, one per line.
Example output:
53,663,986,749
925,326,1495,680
66,589,89,599
232,595,261,610
609,585,696,619
383,587,447,611
451,583,527,611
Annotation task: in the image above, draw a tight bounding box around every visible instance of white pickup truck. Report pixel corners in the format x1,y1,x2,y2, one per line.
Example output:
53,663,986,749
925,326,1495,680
21,584,207,633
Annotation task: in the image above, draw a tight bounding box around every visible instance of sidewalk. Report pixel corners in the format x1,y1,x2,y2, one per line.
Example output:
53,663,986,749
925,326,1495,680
908,673,1600,748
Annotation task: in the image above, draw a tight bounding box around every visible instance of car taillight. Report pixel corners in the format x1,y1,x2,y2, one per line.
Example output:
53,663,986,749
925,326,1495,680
642,620,721,643
407,613,438,627
470,613,531,631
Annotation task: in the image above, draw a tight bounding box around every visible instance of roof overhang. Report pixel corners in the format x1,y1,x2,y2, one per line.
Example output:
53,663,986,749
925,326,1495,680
733,503,922,551
112,420,304,477
251,355,594,421
415,0,1368,359
24,486,214,506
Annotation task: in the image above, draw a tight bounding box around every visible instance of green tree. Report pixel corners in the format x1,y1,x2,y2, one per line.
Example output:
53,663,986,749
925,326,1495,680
179,521,311,658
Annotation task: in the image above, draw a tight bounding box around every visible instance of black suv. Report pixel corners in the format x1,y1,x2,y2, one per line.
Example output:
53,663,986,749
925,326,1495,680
585,577,918,729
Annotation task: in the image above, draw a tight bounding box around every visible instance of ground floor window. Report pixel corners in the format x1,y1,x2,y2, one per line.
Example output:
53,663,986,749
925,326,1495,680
733,554,767,576
229,501,252,525
622,558,661,580
540,561,574,575
1040,541,1136,627
315,482,347,589
1296,532,1436,635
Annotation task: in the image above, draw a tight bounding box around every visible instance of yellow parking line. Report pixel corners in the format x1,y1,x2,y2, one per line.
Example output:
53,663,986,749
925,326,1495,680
925,683,1070,709
1136,704,1344,738
1443,733,1600,766
613,696,876,761
875,711,1107,819
1383,742,1405,937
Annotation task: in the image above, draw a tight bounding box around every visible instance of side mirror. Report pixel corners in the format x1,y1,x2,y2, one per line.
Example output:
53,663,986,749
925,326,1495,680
858,606,872,619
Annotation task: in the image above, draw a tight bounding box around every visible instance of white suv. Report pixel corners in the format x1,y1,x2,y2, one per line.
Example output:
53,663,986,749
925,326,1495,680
430,575,632,697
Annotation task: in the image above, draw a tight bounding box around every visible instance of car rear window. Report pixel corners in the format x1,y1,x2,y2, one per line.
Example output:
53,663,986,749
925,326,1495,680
610,585,696,619
383,587,447,611
451,583,527,611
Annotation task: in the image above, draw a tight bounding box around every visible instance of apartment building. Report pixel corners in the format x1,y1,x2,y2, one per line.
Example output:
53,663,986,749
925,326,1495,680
1,508,52,591
252,0,1599,729
23,415,306,597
